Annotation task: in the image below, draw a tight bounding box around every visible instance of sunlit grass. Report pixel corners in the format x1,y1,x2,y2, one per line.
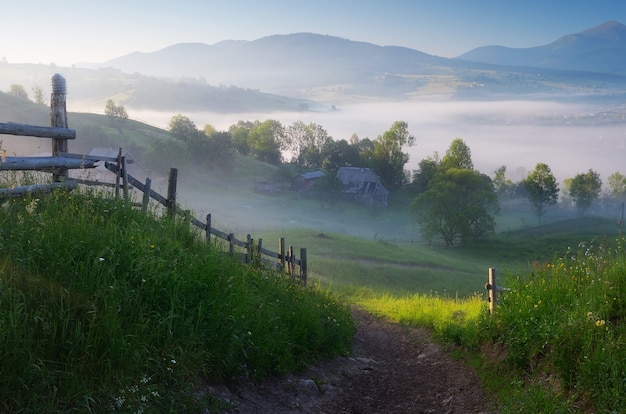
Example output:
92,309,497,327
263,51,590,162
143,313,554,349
0,187,354,412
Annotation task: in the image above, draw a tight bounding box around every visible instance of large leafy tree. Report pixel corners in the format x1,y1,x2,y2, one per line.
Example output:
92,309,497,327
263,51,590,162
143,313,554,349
285,121,332,168
169,114,202,142
369,121,415,190
410,168,499,246
248,120,286,165
569,169,603,215
523,163,559,223
228,120,257,156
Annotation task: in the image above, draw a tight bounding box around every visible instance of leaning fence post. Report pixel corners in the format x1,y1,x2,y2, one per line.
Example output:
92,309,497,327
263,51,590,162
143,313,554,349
166,167,178,218
50,73,68,182
486,267,497,314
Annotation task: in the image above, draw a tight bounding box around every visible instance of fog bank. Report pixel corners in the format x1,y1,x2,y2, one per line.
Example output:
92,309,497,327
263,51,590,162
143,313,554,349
130,99,625,184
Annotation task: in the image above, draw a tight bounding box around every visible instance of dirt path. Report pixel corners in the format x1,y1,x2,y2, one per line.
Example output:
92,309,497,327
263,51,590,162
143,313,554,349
208,307,496,413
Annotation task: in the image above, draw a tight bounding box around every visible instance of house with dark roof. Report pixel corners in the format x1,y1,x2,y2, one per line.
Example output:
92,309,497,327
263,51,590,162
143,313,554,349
292,170,325,191
336,167,389,207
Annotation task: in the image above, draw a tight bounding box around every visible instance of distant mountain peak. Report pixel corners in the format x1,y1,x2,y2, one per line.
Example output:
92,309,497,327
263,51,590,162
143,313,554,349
581,20,626,38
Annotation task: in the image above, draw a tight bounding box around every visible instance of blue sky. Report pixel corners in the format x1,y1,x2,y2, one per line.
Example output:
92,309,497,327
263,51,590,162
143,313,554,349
2,0,625,65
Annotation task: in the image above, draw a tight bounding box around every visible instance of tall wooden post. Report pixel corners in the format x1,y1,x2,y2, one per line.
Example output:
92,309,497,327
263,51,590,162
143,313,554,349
205,213,212,244
50,73,68,182
246,234,253,264
142,177,152,213
166,167,178,218
300,248,307,285
279,237,286,271
487,267,497,315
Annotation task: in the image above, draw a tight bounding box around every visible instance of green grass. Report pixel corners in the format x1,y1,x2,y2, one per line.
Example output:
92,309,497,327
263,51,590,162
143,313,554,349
0,189,354,412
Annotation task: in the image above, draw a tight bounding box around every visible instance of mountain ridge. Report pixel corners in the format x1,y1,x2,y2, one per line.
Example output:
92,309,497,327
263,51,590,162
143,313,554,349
456,20,626,75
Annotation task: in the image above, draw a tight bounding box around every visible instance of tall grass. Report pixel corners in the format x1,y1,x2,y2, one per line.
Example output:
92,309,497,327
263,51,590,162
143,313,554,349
0,189,354,412
483,238,626,412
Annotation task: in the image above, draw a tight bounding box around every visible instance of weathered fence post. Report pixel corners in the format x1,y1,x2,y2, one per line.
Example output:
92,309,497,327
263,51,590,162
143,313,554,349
205,213,212,243
121,156,129,200
166,168,178,218
115,148,122,198
142,177,151,213
246,234,253,263
288,245,294,275
300,248,307,285
229,233,235,256
486,267,497,314
50,73,68,182
279,237,286,271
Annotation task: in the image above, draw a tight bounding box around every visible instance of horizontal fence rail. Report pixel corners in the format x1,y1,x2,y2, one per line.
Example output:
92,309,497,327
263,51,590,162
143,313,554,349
0,122,76,140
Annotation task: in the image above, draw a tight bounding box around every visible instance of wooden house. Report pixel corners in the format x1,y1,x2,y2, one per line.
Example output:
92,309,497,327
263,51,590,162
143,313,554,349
292,170,325,191
336,167,389,207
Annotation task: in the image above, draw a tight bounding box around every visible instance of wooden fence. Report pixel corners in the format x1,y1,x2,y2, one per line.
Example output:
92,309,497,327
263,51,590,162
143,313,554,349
0,74,307,284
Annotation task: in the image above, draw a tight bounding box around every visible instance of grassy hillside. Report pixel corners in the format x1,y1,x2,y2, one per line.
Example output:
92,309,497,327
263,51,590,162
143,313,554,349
0,63,315,113
0,188,354,412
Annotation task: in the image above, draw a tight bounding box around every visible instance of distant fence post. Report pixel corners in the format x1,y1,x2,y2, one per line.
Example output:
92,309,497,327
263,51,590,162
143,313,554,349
205,213,212,244
229,233,235,256
300,248,307,285
141,177,151,213
279,237,286,271
166,168,178,218
246,234,253,263
486,267,497,314
50,73,68,182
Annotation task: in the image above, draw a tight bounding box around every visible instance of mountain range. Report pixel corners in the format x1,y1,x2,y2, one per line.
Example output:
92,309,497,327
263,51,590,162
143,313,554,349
90,20,626,104
2,21,626,114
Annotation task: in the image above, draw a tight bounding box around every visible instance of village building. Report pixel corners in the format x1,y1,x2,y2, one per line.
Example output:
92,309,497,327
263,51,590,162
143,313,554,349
336,167,389,207
292,170,325,191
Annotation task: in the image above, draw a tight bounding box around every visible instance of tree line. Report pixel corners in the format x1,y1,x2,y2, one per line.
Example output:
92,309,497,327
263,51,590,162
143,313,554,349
147,113,623,247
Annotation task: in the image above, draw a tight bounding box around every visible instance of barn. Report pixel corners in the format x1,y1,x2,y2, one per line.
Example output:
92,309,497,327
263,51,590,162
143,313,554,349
336,167,389,207
292,170,325,191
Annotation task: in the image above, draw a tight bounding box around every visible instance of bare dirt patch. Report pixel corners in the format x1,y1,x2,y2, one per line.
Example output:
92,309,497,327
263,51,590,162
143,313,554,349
208,307,496,413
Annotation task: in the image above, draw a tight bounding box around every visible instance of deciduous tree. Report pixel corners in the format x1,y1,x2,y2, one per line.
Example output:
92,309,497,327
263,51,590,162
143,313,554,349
523,163,559,223
248,120,285,165
607,171,626,200
8,84,28,99
441,138,473,170
31,85,45,105
169,114,201,142
370,121,415,190
410,168,498,246
569,169,602,215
